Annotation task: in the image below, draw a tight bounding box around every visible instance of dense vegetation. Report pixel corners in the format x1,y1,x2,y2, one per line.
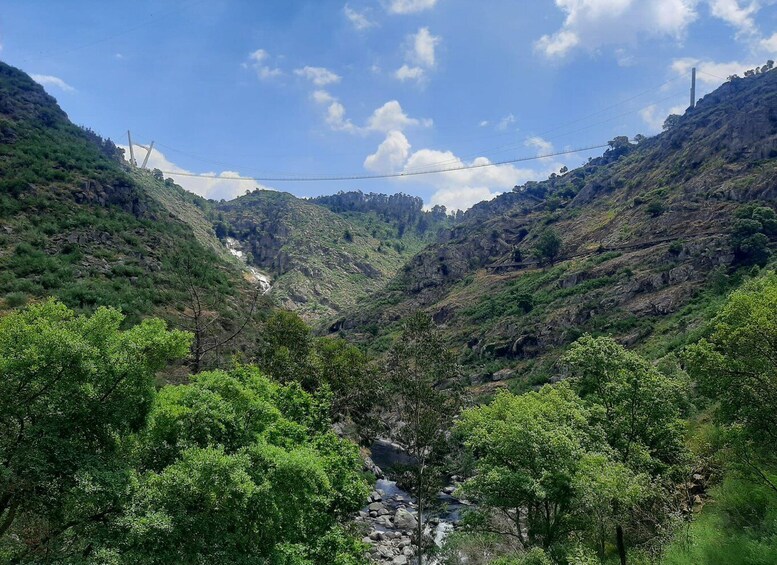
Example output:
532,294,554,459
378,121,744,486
2,61,777,565
0,301,370,564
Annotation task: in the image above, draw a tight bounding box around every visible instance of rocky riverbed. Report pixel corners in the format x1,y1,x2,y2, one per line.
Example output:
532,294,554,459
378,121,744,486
358,441,468,564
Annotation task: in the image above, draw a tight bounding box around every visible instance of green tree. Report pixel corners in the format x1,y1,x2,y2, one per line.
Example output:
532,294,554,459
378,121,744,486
685,272,777,492
122,366,369,564
258,310,314,387
385,313,462,564
730,205,776,267
532,229,562,266
563,335,687,563
0,300,190,559
457,383,647,559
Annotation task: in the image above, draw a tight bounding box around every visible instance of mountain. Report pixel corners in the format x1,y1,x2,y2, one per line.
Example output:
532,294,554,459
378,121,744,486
0,61,450,339
0,62,271,370
210,189,451,320
334,68,777,391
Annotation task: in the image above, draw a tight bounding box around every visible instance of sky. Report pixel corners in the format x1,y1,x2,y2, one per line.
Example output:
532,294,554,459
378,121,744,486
3,0,776,211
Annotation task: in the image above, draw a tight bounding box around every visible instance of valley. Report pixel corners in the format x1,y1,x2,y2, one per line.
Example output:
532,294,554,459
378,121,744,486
1,49,777,565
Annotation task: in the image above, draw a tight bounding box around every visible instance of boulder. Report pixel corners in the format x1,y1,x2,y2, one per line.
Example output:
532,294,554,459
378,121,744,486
394,508,418,531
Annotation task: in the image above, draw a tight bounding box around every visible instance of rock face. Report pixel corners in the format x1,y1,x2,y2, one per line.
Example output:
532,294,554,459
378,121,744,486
337,68,777,386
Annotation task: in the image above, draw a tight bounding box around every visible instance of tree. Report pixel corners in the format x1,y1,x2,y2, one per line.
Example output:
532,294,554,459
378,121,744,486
730,205,777,266
178,256,261,373
685,272,777,493
662,114,682,131
385,313,462,564
122,366,370,564
258,309,314,386
0,300,190,559
456,384,646,559
532,229,562,265
563,335,687,563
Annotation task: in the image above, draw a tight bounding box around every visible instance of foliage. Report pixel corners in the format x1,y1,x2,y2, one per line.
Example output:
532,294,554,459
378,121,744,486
0,300,191,560
119,366,369,564
532,229,562,265
0,302,369,563
564,335,688,474
729,204,776,266
257,310,379,437
685,272,777,491
385,312,462,561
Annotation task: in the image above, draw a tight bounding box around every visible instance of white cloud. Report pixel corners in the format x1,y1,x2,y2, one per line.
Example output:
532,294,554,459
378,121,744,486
31,74,75,92
671,56,757,84
344,4,377,29
479,120,490,127
325,100,358,132
120,145,270,201
535,0,698,58
394,27,441,83
496,113,516,131
366,100,432,133
708,0,759,36
245,49,283,79
311,89,336,104
761,32,777,52
525,136,553,156
364,130,412,173
363,135,564,211
311,93,430,135
639,103,687,132
394,64,425,81
294,65,341,86
409,27,440,67
385,0,438,14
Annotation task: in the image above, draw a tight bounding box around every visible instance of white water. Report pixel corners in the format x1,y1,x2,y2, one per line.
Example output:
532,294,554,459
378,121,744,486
224,237,272,294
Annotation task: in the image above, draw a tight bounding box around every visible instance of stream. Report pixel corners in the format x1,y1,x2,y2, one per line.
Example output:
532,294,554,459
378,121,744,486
359,440,467,564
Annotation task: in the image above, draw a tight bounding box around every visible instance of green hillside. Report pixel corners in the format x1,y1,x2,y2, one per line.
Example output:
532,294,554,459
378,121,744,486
0,62,270,369
212,189,451,320
335,69,777,391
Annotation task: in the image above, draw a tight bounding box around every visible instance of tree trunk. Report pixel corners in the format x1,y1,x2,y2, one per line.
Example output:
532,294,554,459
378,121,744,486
416,470,423,565
616,523,627,565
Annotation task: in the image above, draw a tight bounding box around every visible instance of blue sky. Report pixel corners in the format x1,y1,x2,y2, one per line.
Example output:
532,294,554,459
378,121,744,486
3,0,776,210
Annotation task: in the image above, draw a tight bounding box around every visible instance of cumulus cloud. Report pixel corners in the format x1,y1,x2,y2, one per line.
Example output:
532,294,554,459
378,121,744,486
245,49,283,79
344,4,377,29
364,130,412,173
395,64,425,81
294,66,341,86
761,31,777,52
385,0,438,14
312,94,431,135
708,0,759,36
362,131,569,211
409,27,440,67
31,74,75,92
394,27,441,83
404,149,533,211
535,0,698,58
366,100,432,132
120,145,271,201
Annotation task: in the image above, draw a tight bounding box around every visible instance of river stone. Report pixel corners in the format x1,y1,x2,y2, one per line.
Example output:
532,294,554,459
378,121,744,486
368,502,386,512
393,556,408,565
394,508,418,530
